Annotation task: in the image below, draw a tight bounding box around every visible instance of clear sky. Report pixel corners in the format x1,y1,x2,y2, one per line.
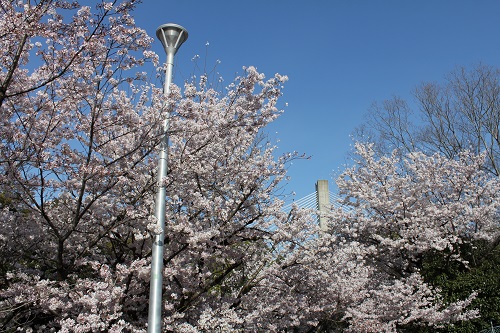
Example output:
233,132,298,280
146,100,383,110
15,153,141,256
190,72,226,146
131,0,500,202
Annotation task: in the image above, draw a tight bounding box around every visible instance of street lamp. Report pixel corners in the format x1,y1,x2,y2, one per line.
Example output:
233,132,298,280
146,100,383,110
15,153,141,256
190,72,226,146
148,23,188,333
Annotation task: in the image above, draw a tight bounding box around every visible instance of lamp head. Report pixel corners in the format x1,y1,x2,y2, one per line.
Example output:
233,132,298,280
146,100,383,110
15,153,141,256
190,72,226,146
156,23,188,55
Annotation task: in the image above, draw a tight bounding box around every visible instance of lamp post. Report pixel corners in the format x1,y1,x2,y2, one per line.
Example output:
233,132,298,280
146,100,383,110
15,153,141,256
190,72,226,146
148,23,188,333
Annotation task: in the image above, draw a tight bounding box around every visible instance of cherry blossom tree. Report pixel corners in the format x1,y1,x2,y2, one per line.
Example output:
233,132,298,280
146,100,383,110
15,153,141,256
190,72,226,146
0,0,160,330
353,64,500,331
325,142,500,332
0,1,311,331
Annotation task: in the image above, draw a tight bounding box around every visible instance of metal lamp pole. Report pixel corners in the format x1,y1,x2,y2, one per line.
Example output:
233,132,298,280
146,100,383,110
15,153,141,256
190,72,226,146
148,23,188,333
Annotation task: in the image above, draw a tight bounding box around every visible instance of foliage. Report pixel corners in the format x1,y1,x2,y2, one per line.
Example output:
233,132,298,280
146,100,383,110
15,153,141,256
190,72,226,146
419,240,500,333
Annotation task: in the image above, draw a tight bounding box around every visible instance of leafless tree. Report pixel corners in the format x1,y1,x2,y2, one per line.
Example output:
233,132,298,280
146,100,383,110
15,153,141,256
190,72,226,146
354,64,500,176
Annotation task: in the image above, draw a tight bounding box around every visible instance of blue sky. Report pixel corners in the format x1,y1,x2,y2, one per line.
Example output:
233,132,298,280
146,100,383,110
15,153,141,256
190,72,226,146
132,0,500,202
